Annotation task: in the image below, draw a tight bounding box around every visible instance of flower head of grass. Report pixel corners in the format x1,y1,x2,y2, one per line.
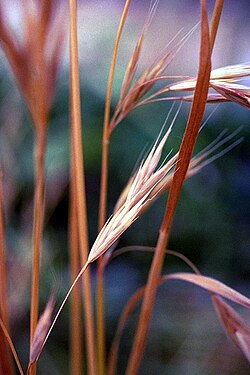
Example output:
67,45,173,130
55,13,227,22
108,0,197,133
29,292,56,367
0,0,65,127
143,62,250,109
89,108,178,263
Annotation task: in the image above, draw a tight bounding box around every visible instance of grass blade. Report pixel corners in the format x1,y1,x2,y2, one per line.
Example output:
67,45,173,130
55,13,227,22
69,1,96,374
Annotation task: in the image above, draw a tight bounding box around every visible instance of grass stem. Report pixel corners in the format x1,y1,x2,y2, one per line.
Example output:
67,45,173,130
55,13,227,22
69,148,83,375
0,178,15,375
0,318,24,375
209,0,224,52
125,1,212,373
97,2,131,374
99,0,132,229
69,1,96,374
30,126,47,375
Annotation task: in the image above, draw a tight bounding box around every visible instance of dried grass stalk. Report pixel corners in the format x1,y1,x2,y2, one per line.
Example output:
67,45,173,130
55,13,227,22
0,177,15,375
69,0,96,374
125,1,212,373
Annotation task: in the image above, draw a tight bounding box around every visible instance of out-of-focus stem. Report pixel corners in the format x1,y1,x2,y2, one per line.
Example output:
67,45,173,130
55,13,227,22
69,1,96,375
0,178,15,375
0,317,24,375
30,126,47,375
69,147,83,375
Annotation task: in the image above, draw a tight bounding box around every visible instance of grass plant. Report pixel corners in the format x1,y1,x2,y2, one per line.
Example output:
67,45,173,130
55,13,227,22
0,0,250,374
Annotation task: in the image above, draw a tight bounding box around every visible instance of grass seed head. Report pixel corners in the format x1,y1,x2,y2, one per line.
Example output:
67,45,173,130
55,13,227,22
213,295,250,363
0,0,65,128
29,292,56,366
109,9,196,133
150,62,250,109
88,118,177,263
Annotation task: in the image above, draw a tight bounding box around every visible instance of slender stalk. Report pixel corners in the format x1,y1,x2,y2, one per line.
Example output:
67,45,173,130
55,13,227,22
30,127,47,339
125,1,213,374
28,9,50,375
0,318,24,375
69,1,96,375
209,0,224,51
69,146,83,375
29,126,47,375
125,231,170,375
96,270,105,375
0,178,15,375
97,2,131,374
99,0,132,229
0,178,9,339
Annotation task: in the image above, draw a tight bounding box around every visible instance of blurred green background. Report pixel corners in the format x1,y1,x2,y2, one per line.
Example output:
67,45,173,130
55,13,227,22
0,0,249,374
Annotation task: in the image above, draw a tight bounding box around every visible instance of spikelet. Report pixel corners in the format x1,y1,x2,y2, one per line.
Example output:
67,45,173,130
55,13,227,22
210,81,250,109
88,112,178,263
29,293,56,367
141,62,250,109
171,63,250,109
0,0,65,128
213,295,250,363
109,1,196,133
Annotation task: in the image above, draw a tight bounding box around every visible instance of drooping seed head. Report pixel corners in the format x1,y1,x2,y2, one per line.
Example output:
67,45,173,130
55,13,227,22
88,115,177,263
